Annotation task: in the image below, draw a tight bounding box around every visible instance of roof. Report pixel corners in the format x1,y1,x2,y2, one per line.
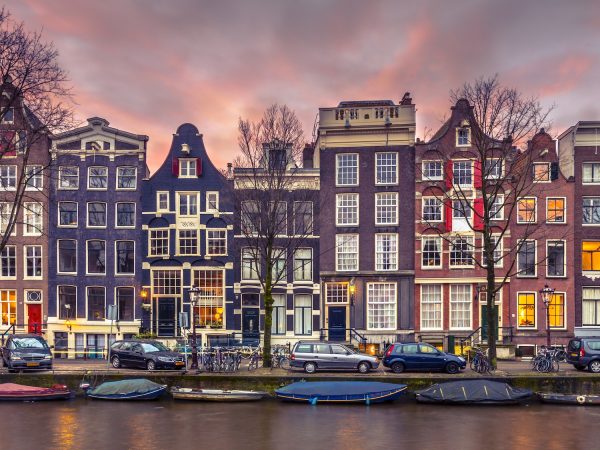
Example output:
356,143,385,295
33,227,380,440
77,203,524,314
52,117,148,142
337,100,395,107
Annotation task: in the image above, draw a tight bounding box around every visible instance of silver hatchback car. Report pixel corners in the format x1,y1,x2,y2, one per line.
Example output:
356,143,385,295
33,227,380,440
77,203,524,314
290,341,380,374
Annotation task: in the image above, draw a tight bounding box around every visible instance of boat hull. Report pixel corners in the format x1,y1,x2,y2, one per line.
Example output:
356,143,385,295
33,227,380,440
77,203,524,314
275,381,407,405
538,393,600,405
0,392,71,401
0,383,72,401
172,389,267,402
87,386,167,401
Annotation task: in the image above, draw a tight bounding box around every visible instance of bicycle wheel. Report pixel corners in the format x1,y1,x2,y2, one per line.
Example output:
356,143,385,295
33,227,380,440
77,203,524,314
280,357,291,370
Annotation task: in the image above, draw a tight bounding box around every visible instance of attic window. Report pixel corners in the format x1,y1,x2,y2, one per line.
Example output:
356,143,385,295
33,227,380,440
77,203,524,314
1,108,14,124
179,159,197,177
456,128,470,147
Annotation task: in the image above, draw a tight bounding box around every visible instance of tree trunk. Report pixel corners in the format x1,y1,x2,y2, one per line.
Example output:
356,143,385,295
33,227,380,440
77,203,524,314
486,268,497,368
262,258,273,368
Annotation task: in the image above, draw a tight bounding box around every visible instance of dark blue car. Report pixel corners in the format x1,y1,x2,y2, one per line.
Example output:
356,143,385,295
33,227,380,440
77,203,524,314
382,343,466,374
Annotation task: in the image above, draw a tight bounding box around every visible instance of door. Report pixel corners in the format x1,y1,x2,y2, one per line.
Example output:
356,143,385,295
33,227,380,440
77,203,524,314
330,344,354,369
242,308,260,345
130,343,146,368
481,305,499,341
419,344,442,369
27,304,42,334
158,298,176,336
328,306,346,342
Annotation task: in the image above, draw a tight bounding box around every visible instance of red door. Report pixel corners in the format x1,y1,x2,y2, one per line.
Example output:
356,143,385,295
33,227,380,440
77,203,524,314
27,304,42,334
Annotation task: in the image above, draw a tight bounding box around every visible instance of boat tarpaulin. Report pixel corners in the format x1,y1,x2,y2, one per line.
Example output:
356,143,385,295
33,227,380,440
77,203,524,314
88,379,164,397
416,380,532,404
275,381,407,403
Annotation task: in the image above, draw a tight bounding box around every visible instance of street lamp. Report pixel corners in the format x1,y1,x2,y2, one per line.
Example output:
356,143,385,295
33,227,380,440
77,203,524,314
189,286,201,370
64,304,72,332
539,284,555,347
349,278,356,328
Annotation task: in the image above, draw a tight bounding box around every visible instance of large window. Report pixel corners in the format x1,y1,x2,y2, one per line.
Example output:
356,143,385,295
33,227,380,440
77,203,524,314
453,161,472,185
582,241,600,272
545,197,565,223
241,248,259,280
583,198,600,225
25,165,43,190
0,246,16,278
115,241,135,274
421,285,442,330
117,287,135,321
87,240,106,274
450,284,471,329
336,234,358,271
0,202,12,234
25,245,42,278
375,233,398,271
58,286,76,320
336,153,358,186
450,236,473,267
178,193,198,216
422,237,442,268
484,158,502,179
192,269,225,328
422,198,442,222
294,295,312,335
87,202,107,227
517,198,536,223
293,248,312,281
517,293,536,328
336,193,359,226
23,202,42,235
58,166,79,189
583,163,600,184
206,230,227,256
178,230,198,255
271,249,286,282
271,294,286,335
517,240,536,276
271,201,287,235
375,152,398,185
549,293,565,329
59,202,78,227
547,241,565,277
0,166,16,190
375,192,398,225
116,167,137,189
367,283,397,330
326,283,348,303
422,161,443,181
294,201,313,235
489,194,504,220
482,236,503,268
116,203,136,227
87,287,105,321
0,290,16,325
241,200,260,234
149,229,169,257
583,288,600,326
58,240,77,273
453,199,471,219
152,270,181,296
88,166,108,189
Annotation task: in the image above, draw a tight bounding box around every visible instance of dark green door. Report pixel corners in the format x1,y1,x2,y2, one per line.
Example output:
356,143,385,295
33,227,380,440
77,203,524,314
481,305,499,341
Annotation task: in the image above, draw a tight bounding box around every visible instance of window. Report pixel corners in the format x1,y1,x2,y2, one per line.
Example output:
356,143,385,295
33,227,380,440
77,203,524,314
58,240,77,273
533,163,550,182
549,293,565,328
271,249,286,282
294,201,313,235
0,290,16,325
87,202,107,227
1,107,14,123
25,165,43,190
87,240,106,274
517,240,536,276
453,161,472,185
58,166,79,189
326,283,349,304
547,241,565,277
192,269,225,328
482,236,503,268
149,229,169,257
422,237,442,268
117,287,134,321
179,159,197,177
375,192,398,225
25,245,42,278
336,153,358,186
450,284,471,329
422,198,442,222
336,193,359,226
376,152,398,184
177,230,198,255
547,198,566,223
115,241,135,274
87,287,105,321
517,198,536,223
582,241,600,272
0,202,12,234
453,199,472,219
59,202,78,227
450,236,473,267
484,159,502,179
517,293,536,328
367,283,397,330
0,246,16,278
116,203,136,227
116,167,137,189
293,248,312,281
421,285,442,330
489,194,504,220
58,286,76,320
271,201,287,235
336,234,358,271
294,295,312,335
241,248,259,280
583,288,600,326
157,192,169,212
583,163,600,184
206,192,219,212
272,295,286,335
375,233,398,271
88,166,108,189
178,193,198,216
152,270,181,296
0,166,16,190
241,200,260,234
456,128,470,146
583,198,600,225
423,161,443,181
206,230,227,255
23,202,42,235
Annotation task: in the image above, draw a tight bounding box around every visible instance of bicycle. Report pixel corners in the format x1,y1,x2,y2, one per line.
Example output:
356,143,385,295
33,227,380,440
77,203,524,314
270,346,291,370
248,347,262,371
470,347,493,374
531,347,560,373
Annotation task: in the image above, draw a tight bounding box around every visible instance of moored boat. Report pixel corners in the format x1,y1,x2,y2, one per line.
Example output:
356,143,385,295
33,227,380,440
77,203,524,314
275,381,407,405
416,380,533,405
171,387,268,401
0,383,72,401
82,379,167,400
538,392,600,405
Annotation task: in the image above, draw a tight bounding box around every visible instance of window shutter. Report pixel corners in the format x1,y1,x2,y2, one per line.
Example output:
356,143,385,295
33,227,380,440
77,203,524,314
196,158,202,177
445,160,453,190
550,162,559,180
473,198,484,231
444,200,453,232
0,130,16,156
172,157,179,176
474,160,482,188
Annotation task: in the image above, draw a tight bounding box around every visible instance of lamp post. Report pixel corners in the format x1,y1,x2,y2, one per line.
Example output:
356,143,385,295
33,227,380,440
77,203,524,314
539,284,555,347
349,278,356,328
189,286,201,370
64,303,72,332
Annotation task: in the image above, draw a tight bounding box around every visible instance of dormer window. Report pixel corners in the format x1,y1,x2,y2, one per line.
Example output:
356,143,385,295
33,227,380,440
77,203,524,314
179,159,197,177
456,128,470,147
533,163,550,182
1,108,14,124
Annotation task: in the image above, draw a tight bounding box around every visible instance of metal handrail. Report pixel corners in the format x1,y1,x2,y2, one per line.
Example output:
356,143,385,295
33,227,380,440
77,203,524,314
319,328,367,346
1,323,46,345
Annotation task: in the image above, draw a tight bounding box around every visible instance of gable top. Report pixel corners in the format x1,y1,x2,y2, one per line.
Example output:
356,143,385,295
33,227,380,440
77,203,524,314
53,117,149,143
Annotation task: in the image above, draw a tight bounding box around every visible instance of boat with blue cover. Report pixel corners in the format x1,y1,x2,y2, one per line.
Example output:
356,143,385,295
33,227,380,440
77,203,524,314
82,379,167,400
275,381,407,405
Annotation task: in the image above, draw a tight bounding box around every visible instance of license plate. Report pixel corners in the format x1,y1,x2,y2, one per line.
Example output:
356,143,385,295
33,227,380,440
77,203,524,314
175,361,184,366
570,353,578,357
26,362,39,367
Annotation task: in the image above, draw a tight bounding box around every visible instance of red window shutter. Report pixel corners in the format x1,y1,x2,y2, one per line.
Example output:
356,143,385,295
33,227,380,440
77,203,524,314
474,160,482,188
196,158,202,177
473,198,484,231
445,160,453,190
172,157,179,176
0,130,16,156
444,200,453,232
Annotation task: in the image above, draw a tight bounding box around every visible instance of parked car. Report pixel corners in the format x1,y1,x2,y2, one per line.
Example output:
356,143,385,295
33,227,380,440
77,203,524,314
109,340,185,370
1,334,53,372
566,337,600,373
290,341,379,374
382,342,466,374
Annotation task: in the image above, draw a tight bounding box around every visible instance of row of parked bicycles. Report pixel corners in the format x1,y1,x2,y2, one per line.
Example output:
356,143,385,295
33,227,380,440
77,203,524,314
466,345,568,374
193,345,291,373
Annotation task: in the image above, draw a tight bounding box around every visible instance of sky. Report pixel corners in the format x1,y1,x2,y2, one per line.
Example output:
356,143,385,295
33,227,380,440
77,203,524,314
5,0,600,173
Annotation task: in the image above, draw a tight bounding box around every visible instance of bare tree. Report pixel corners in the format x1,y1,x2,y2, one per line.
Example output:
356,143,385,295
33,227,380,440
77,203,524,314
0,8,73,253
232,104,319,367
418,75,555,366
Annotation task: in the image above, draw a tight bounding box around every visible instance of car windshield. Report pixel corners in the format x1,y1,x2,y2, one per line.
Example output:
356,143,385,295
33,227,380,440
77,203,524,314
13,338,47,349
140,342,168,353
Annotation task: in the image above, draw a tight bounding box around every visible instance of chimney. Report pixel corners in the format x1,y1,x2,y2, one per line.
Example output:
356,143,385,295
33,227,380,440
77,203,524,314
303,144,314,169
226,162,233,178
400,92,412,105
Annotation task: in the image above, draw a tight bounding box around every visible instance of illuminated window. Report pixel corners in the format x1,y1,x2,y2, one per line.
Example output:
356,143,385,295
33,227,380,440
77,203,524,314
549,293,565,329
0,289,16,326
547,198,565,223
192,269,224,328
582,241,600,271
517,198,536,223
518,293,536,328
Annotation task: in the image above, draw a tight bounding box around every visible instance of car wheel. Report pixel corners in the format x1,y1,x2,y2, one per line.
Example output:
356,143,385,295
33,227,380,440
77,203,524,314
304,362,317,374
357,362,370,374
391,362,405,374
111,356,121,369
445,362,460,374
589,360,600,373
147,360,156,371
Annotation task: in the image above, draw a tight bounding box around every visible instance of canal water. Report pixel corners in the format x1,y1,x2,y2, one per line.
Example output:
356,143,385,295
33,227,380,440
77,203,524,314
2,399,599,450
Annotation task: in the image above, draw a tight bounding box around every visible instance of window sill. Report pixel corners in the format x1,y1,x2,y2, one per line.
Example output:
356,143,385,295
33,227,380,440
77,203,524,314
85,273,107,276
58,188,79,191
57,272,77,276
58,225,78,228
517,327,538,331
421,266,443,270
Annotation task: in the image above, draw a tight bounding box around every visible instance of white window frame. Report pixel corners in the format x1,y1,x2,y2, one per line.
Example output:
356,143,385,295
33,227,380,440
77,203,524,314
582,162,600,185
24,165,43,191
206,229,227,256
449,284,472,330
336,193,359,226
548,291,567,330
335,234,359,271
57,239,77,275
484,158,503,180
206,191,219,212
375,152,398,185
58,166,79,190
453,160,472,187
582,287,600,327
241,248,259,280
582,197,600,226
375,192,398,225
0,165,17,191
293,248,313,281
86,286,106,321
422,197,443,223
517,291,537,330
157,191,169,212
87,202,107,228
115,240,136,276
325,282,349,304
449,235,474,268
57,201,78,228
375,233,398,271
148,229,169,257
116,166,137,190
366,282,397,331
115,202,136,228
0,245,17,279
420,284,443,330
482,235,503,268
24,245,43,280
23,202,43,236
176,192,199,217
335,153,359,186
546,240,566,278
422,160,443,181
86,239,106,276
517,239,537,278
421,236,442,269
533,162,551,183
87,166,108,190
489,194,504,220
179,159,197,178
177,229,200,256
517,197,537,224
456,127,471,147
546,197,566,224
